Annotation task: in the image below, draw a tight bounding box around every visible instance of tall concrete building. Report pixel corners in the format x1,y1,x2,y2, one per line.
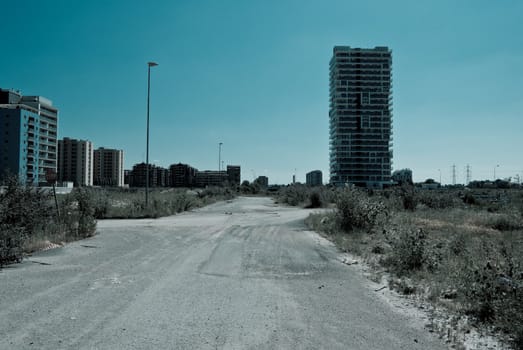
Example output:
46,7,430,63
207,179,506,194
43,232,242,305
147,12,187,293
58,138,93,186
306,170,323,186
93,148,124,186
169,163,197,188
254,175,269,188
329,46,393,188
226,165,241,186
0,89,58,185
195,170,229,188
129,162,157,187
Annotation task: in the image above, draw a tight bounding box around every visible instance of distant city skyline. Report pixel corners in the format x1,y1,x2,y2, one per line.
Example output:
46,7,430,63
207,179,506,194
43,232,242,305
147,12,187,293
1,1,522,184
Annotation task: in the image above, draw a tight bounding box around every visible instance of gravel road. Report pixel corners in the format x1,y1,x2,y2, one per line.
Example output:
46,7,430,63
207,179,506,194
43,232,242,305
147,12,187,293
0,196,447,349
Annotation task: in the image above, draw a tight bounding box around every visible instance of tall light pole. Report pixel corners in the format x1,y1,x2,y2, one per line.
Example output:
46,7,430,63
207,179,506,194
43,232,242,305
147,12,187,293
145,61,158,207
438,169,441,185
218,142,223,171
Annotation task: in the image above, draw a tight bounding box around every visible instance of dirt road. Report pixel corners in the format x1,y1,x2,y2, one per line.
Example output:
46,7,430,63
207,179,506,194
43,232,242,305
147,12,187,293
0,196,446,349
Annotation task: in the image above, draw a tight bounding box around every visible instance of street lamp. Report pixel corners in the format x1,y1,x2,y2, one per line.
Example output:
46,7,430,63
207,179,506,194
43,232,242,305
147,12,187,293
438,169,441,185
218,142,223,171
145,61,158,207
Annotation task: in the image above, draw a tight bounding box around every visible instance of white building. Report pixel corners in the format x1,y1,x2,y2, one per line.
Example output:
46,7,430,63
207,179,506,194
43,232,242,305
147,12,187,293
94,148,124,187
58,138,94,186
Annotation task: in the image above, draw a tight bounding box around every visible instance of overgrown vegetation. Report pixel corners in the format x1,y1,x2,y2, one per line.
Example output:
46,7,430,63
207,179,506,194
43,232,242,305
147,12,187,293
0,177,97,266
276,184,335,208
295,185,523,348
83,186,235,219
1,176,235,267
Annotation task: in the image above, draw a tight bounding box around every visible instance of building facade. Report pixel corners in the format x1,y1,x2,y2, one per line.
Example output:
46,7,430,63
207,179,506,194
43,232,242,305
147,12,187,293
306,170,323,186
169,163,197,188
194,170,229,187
254,175,268,188
93,148,124,187
129,162,158,187
156,166,169,187
58,138,93,186
329,46,393,188
226,165,241,186
0,89,58,185
391,168,413,185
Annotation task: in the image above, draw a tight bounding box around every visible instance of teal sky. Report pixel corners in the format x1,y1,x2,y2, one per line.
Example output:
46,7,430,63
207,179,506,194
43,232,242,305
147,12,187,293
2,0,522,184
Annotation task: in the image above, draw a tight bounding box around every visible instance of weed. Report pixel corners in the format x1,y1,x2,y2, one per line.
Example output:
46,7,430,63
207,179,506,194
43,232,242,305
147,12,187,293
307,191,322,208
385,226,427,276
336,188,388,232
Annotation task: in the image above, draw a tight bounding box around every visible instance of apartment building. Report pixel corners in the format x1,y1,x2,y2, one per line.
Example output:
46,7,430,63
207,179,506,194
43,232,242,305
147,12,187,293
0,89,58,185
329,46,393,188
226,165,241,185
194,170,229,188
129,162,157,187
306,170,323,186
391,168,413,185
57,137,93,186
169,163,197,188
156,166,169,187
254,175,268,188
93,147,124,186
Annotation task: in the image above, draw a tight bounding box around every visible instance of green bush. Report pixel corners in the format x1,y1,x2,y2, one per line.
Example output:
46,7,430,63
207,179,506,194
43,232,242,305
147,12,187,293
398,186,417,211
0,226,26,266
0,176,53,265
488,214,523,231
307,191,322,208
60,188,97,239
385,226,427,275
277,184,309,206
336,188,388,232
417,190,461,209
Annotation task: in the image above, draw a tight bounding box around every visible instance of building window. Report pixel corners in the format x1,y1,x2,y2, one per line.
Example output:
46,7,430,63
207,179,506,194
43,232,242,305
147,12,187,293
361,92,370,105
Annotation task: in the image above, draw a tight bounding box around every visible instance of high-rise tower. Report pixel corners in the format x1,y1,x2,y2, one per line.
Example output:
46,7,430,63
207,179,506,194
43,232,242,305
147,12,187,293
58,137,94,186
0,88,58,185
329,46,393,188
93,147,124,187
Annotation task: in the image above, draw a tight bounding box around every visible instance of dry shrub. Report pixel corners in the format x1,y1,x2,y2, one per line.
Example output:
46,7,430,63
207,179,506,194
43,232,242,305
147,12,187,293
277,185,335,208
384,225,427,276
306,191,322,208
0,176,53,265
417,190,462,209
336,188,388,232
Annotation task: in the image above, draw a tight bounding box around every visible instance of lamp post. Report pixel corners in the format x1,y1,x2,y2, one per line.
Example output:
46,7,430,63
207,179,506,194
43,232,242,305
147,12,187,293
145,61,158,207
218,142,223,171
438,169,441,185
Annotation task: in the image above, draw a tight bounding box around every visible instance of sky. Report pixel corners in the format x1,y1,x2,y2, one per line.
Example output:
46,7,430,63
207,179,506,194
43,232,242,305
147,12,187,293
1,0,522,184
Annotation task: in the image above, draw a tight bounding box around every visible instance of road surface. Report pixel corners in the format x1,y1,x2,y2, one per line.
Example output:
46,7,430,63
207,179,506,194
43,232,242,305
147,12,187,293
0,196,446,349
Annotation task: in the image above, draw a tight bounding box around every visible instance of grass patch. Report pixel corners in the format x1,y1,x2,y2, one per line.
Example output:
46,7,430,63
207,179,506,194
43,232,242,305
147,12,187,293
301,186,523,348
87,186,235,219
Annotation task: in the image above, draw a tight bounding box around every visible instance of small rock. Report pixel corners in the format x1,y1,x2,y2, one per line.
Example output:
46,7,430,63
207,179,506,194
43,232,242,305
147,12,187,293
441,289,458,299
